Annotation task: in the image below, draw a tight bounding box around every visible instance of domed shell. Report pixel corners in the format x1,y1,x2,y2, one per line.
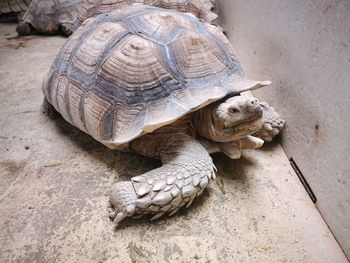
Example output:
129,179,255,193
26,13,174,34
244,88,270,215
21,0,83,33
72,0,217,32
0,0,30,18
42,5,269,148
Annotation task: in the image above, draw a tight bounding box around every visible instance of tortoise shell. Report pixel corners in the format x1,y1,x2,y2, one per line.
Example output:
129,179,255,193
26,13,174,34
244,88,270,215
72,0,217,32
42,5,269,148
20,0,83,34
0,0,31,21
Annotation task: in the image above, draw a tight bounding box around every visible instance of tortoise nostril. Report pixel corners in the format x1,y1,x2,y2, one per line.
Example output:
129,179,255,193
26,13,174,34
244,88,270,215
251,99,258,105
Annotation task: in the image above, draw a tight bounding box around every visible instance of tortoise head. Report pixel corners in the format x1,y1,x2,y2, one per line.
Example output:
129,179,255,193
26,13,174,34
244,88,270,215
193,96,263,142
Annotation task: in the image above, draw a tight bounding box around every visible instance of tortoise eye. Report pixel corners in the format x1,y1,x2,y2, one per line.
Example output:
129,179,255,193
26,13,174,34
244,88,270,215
229,107,240,114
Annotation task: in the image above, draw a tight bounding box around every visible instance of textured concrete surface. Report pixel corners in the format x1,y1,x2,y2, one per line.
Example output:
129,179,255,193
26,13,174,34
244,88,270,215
217,0,350,258
0,23,348,263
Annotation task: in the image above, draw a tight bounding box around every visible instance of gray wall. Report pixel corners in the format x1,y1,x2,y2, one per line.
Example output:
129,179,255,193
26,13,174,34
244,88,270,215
217,0,350,258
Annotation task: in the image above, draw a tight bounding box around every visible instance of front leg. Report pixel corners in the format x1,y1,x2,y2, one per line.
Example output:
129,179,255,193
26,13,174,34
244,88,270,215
109,134,216,227
198,136,263,160
254,102,285,142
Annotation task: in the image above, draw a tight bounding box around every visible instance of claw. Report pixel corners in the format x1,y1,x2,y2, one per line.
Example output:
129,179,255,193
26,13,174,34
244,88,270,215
264,136,273,142
272,128,279,136
109,211,116,219
185,197,195,208
263,123,273,131
113,212,127,226
279,120,286,127
150,212,165,221
169,207,180,216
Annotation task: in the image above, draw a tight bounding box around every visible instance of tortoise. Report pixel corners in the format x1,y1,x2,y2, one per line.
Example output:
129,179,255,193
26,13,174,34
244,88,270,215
42,5,284,226
0,0,31,22
16,0,84,36
71,0,217,34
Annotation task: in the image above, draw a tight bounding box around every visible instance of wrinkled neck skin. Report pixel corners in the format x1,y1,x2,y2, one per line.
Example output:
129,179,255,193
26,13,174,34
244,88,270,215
192,104,263,143
129,115,195,159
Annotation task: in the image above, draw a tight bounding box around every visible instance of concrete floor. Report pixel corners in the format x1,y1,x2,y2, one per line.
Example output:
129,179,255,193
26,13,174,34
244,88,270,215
0,23,348,263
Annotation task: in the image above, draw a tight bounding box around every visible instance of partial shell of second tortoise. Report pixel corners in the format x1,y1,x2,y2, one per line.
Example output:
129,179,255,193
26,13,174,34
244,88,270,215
42,4,268,148
16,0,84,36
0,0,31,22
71,0,217,33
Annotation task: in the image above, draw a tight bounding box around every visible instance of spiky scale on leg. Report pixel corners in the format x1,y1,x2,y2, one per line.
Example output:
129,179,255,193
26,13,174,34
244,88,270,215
109,133,215,226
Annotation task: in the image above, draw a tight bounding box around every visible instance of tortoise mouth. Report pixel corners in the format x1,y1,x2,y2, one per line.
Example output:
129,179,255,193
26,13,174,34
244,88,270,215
224,117,263,138
226,113,262,128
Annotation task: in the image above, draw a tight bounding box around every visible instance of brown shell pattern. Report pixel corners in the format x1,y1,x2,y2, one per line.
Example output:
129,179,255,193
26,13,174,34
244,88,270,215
0,0,30,15
21,0,83,33
42,5,269,148
72,0,217,32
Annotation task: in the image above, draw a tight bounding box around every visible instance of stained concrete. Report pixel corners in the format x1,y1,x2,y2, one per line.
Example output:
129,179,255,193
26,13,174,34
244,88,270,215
0,24,348,263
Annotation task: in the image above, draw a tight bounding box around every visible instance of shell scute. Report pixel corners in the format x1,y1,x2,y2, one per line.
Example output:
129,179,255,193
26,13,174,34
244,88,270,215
72,21,127,76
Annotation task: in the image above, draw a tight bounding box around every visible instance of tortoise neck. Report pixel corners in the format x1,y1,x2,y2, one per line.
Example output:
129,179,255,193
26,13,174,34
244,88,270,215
192,105,244,143
129,116,195,159
192,105,222,142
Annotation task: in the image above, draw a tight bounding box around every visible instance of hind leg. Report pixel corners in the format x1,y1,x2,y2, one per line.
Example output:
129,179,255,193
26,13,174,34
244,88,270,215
42,97,60,119
16,22,33,36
